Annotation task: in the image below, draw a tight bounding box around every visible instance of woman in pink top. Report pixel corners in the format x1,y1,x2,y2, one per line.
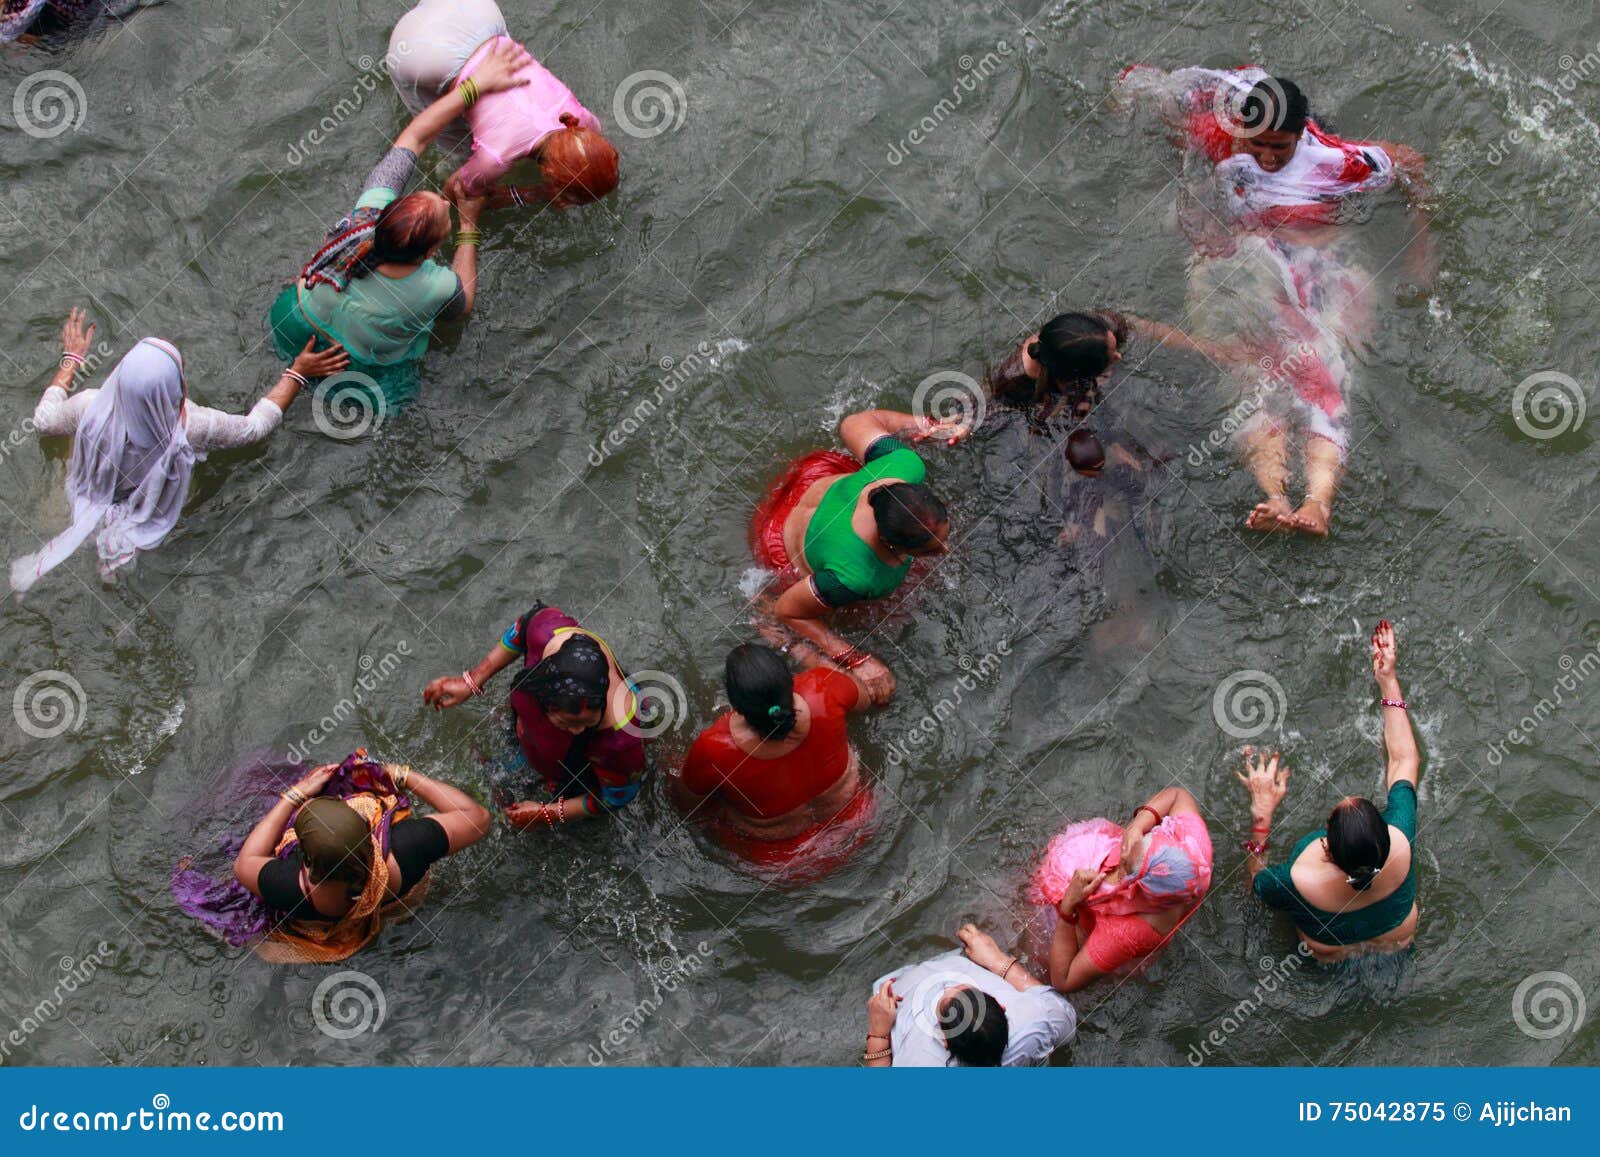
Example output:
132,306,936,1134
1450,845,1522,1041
387,0,619,210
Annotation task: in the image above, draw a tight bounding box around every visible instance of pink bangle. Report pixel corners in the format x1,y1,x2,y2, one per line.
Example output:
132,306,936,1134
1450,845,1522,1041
1381,698,1407,710
462,669,483,696
60,352,86,367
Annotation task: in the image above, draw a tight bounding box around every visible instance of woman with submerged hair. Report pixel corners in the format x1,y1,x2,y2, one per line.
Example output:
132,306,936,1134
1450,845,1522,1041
268,40,532,408
231,750,490,962
423,602,648,828
676,643,875,876
1240,620,1421,961
753,407,963,706
988,309,1223,474
388,0,620,209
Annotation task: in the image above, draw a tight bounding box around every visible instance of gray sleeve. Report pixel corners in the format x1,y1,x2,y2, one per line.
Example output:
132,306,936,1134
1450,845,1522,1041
359,146,419,199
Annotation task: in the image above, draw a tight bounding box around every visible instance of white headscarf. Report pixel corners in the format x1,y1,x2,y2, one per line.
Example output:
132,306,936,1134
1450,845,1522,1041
11,338,196,593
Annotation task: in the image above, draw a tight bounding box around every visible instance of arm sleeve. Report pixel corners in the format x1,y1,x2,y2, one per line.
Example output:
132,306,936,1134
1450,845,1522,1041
356,146,419,207
862,435,906,465
809,570,866,610
1252,864,1298,911
32,386,91,436
586,733,646,812
1382,781,1417,841
183,398,284,451
679,734,722,797
436,276,468,321
256,858,309,915
454,148,511,197
389,816,451,894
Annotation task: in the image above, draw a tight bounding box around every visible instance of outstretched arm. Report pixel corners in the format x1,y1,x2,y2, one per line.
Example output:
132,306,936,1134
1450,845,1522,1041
423,638,522,710
839,408,968,459
399,768,492,851
769,581,895,704
1372,620,1419,789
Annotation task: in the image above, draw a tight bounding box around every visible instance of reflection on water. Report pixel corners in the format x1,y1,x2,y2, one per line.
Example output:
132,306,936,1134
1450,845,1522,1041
0,0,1597,1067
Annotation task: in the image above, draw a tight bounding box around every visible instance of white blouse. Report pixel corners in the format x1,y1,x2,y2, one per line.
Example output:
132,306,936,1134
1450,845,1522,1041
32,386,283,452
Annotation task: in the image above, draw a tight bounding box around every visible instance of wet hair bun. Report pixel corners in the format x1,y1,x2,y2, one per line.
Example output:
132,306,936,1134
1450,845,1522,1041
558,111,580,128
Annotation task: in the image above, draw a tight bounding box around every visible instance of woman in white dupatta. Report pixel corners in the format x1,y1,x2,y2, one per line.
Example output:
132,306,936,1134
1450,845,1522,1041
11,309,347,593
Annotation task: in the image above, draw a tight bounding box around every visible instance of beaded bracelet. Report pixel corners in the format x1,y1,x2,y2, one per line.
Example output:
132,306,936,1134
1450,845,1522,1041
458,77,480,108
862,1046,893,1063
1380,698,1408,710
281,787,307,806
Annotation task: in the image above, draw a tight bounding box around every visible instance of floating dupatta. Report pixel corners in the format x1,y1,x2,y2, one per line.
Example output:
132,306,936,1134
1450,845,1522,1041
1029,813,1214,917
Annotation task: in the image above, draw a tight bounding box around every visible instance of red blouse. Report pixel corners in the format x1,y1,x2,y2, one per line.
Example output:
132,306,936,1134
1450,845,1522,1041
682,668,859,819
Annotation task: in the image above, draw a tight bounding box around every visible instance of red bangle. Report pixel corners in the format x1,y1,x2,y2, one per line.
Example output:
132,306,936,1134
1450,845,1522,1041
1241,838,1269,855
1135,805,1163,827
1059,906,1080,926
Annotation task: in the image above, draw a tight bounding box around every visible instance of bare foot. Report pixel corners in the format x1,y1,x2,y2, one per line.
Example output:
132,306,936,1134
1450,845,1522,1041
1245,496,1298,534
957,923,1012,974
1292,497,1331,537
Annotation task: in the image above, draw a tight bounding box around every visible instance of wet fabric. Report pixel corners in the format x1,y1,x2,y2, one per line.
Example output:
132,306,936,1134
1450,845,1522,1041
11,339,194,592
1029,812,1214,974
1253,782,1418,945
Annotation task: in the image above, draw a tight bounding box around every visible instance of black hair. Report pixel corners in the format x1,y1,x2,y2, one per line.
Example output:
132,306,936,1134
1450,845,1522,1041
1239,78,1309,137
1326,797,1389,891
868,482,949,551
513,633,609,717
725,643,797,741
940,987,1009,1067
1065,428,1106,474
1026,311,1126,404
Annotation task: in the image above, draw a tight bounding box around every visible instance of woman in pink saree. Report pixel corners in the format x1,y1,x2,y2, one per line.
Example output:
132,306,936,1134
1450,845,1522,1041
1027,787,1213,992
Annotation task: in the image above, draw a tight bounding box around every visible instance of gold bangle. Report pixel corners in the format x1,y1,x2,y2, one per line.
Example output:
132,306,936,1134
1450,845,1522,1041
862,1046,893,1062
281,787,306,806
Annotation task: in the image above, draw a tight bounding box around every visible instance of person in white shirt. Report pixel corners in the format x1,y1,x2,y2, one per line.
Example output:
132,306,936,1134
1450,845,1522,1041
864,924,1076,1067
11,308,347,592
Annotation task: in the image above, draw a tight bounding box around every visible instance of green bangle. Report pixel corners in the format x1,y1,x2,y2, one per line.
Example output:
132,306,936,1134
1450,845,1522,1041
455,230,482,247
458,77,480,108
